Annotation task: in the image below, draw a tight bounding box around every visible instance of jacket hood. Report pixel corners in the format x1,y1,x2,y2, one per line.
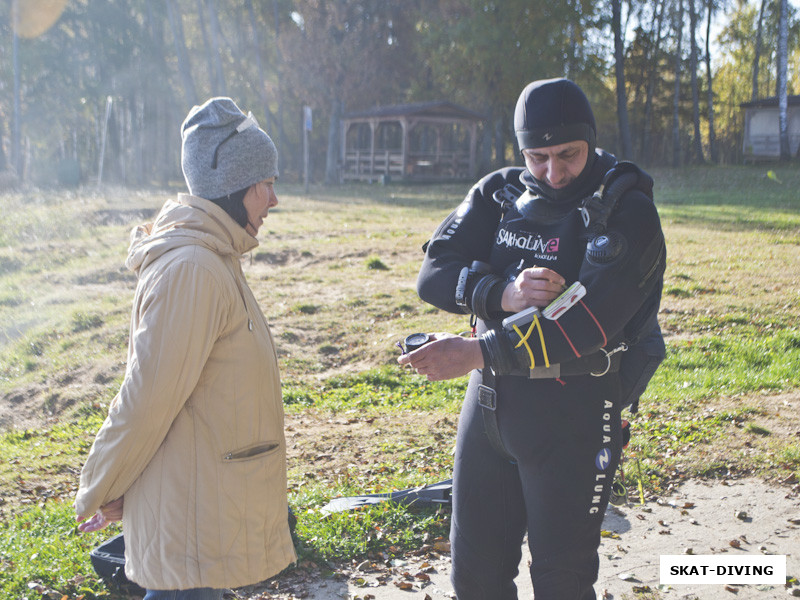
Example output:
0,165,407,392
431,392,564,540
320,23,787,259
126,194,258,275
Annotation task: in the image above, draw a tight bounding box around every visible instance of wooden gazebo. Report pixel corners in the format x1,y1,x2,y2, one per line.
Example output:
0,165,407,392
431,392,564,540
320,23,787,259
340,101,485,183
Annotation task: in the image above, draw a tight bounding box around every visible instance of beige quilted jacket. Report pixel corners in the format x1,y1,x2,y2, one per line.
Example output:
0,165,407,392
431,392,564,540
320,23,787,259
75,194,296,589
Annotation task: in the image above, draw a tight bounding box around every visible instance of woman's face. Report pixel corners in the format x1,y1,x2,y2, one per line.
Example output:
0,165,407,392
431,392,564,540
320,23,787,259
242,177,278,236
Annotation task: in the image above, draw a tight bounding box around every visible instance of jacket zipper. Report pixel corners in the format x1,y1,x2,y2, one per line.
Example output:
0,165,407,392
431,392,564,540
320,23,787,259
231,260,255,331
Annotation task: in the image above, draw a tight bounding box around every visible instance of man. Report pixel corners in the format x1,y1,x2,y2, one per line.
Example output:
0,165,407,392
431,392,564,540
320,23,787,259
399,78,665,599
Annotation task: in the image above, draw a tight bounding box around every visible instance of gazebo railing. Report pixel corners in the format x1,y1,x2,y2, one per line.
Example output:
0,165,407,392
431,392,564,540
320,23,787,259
341,149,472,181
341,149,404,182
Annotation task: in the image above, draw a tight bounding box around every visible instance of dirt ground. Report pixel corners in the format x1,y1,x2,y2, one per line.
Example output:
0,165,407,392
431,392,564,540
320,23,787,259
2,375,799,600
243,477,800,600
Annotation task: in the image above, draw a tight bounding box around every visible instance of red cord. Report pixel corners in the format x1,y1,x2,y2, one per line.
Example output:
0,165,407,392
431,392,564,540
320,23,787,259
579,300,607,347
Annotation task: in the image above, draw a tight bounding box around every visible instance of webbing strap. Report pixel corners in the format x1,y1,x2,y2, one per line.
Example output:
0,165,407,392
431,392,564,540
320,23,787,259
478,369,516,463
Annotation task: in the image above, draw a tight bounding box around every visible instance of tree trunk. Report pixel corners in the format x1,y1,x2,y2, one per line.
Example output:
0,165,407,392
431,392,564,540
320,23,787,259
777,0,790,160
166,0,198,108
246,0,272,135
566,0,580,79
480,105,493,173
271,0,293,174
205,0,227,95
752,0,766,102
642,0,666,165
12,27,22,177
672,0,684,168
704,0,718,162
688,0,705,163
494,113,506,168
612,0,634,159
195,0,215,90
325,97,342,184
0,114,6,172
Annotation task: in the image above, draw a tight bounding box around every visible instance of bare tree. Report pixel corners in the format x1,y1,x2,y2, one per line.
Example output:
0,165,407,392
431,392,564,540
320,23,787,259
688,0,705,163
205,0,227,95
612,0,634,159
776,0,790,160
672,0,684,167
751,0,767,101
704,0,718,162
244,0,270,131
280,0,418,184
166,0,198,108
639,0,668,165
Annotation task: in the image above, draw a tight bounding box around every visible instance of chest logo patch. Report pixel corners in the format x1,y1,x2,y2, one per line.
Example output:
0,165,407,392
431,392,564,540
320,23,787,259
496,228,560,256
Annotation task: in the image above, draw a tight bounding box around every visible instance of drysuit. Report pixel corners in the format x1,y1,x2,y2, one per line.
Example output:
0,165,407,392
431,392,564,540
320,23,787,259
416,150,666,599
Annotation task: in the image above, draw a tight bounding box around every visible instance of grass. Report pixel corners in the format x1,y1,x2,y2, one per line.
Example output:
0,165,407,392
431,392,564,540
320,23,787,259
0,502,124,599
1,164,800,597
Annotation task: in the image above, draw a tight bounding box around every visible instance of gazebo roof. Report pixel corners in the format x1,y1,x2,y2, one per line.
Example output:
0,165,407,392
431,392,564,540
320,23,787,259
343,101,485,122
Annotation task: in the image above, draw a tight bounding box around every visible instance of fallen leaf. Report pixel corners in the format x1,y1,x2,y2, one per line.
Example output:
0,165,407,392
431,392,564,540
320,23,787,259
601,530,620,539
433,540,451,552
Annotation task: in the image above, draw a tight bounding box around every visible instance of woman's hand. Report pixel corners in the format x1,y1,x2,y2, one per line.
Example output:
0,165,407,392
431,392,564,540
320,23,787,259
77,497,124,533
501,267,565,313
397,333,483,381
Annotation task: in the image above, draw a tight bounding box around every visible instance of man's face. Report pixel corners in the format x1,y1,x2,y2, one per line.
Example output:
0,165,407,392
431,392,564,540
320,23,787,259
522,140,589,190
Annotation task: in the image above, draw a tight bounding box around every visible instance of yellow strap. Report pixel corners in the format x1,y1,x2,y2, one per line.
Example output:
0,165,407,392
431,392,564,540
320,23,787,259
513,316,551,370
512,323,536,369
533,314,550,368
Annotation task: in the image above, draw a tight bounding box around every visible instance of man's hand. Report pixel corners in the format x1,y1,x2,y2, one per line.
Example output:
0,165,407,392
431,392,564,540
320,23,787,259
501,267,565,313
76,497,124,533
397,333,483,381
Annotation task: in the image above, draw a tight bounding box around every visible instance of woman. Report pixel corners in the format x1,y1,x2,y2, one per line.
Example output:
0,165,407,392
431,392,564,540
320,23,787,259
75,97,296,600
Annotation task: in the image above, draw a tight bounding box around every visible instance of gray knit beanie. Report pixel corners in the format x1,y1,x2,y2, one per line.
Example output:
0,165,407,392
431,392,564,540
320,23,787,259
181,97,278,199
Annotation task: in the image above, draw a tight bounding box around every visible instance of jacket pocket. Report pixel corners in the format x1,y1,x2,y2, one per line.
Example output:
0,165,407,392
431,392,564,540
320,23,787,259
223,441,279,462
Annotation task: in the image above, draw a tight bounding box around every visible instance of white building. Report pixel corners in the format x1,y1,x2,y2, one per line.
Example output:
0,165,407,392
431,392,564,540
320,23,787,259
740,95,800,162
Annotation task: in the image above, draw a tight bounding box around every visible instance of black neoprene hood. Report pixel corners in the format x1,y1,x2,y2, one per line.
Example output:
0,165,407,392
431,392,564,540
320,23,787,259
514,78,596,153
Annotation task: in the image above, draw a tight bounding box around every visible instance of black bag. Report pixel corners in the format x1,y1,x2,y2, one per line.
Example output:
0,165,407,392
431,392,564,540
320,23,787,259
320,479,453,514
89,533,146,596
89,508,299,594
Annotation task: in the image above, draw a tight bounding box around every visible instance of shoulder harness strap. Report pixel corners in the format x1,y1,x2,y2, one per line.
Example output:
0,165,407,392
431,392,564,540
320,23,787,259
579,161,649,235
492,183,524,218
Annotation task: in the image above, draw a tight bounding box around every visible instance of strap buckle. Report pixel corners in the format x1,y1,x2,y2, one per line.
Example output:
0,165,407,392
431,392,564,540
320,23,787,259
591,343,628,377
529,364,561,379
477,384,497,411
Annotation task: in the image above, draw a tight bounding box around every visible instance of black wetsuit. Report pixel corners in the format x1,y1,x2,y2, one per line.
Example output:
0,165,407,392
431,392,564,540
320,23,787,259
417,150,665,600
